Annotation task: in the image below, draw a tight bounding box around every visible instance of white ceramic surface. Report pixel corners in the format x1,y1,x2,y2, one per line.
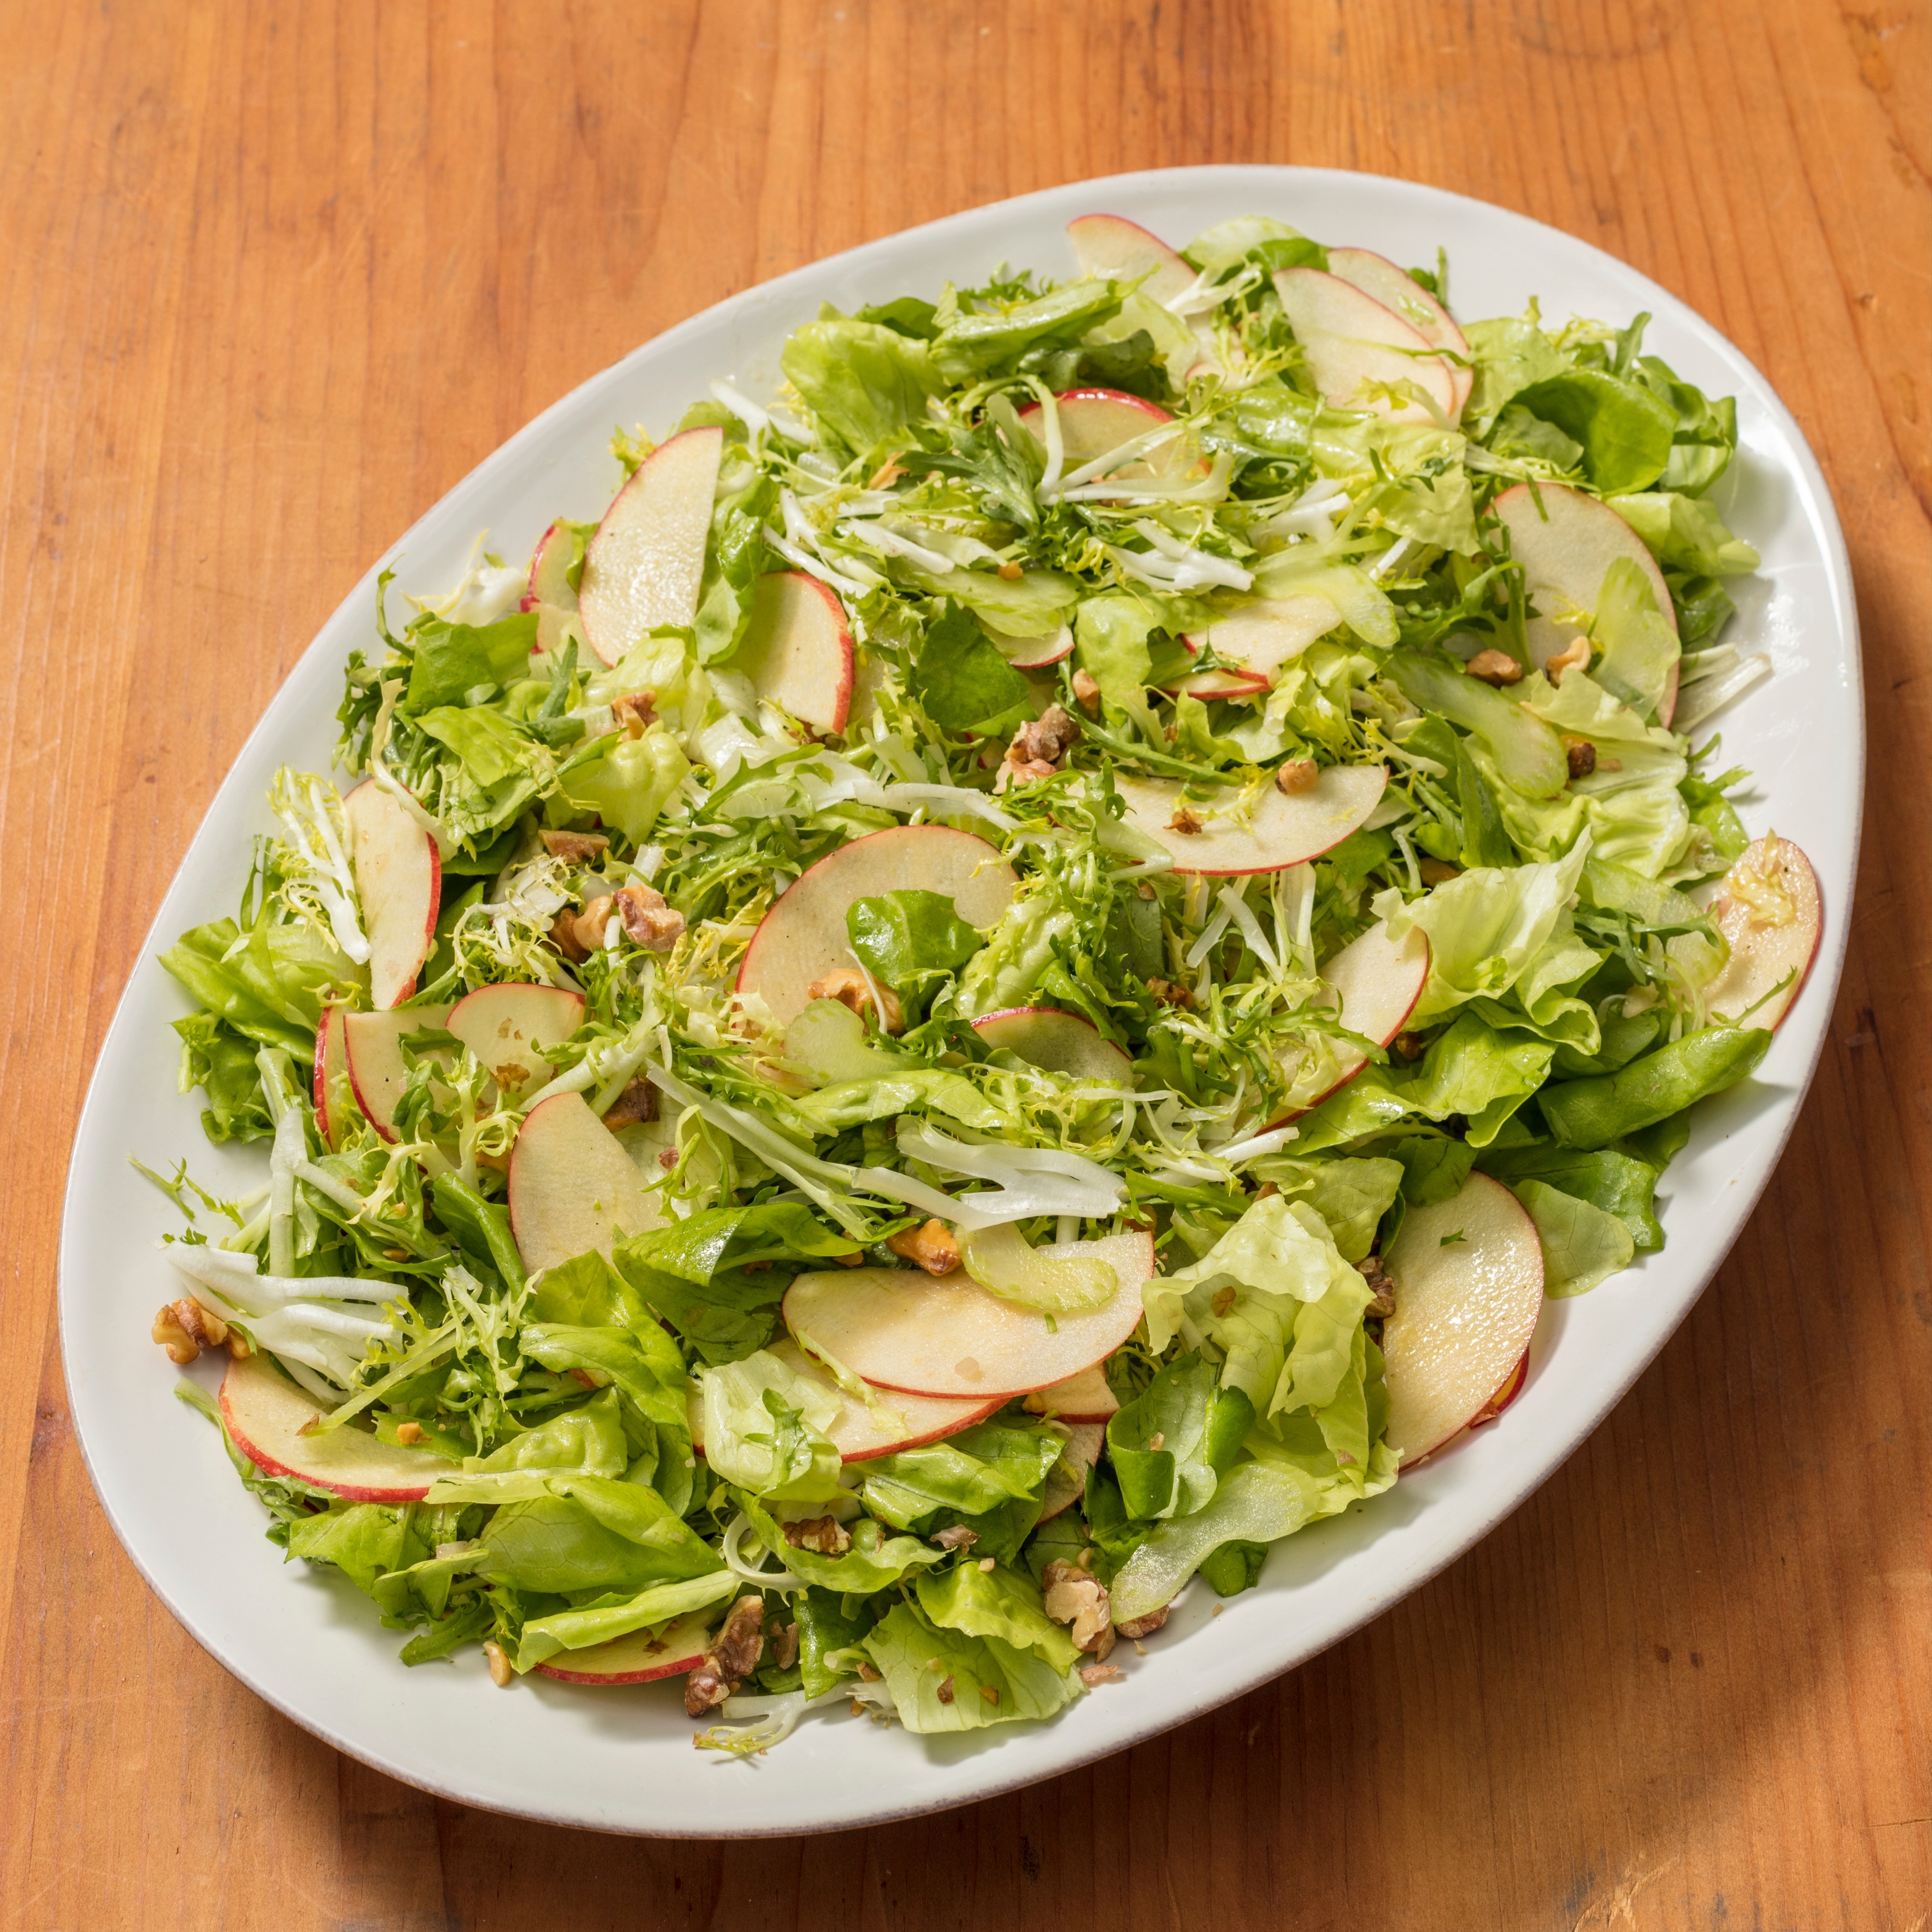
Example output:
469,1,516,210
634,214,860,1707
59,166,1862,1838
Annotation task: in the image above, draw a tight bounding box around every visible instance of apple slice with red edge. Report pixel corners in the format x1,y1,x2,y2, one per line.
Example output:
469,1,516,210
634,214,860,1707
971,1007,1133,1084
731,570,855,735
1491,481,1680,724
520,519,580,656
1379,1172,1545,1467
737,824,1018,1026
220,1351,446,1503
447,982,585,1106
1272,266,1457,424
345,781,440,1010
1469,1346,1529,1428
1014,388,1202,486
1026,1363,1118,1424
1067,213,1198,305
1174,594,1343,698
313,1007,355,1150
342,1005,453,1142
1166,662,1270,701
533,1611,715,1686
1268,919,1430,1125
577,425,722,669
1325,248,1473,416
1700,833,1822,1032
782,1230,1155,1400
1038,1421,1106,1524
1115,766,1387,876
509,1090,665,1273
985,621,1075,671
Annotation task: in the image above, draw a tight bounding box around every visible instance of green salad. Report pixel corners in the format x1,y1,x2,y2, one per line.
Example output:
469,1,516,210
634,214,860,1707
143,209,1817,1754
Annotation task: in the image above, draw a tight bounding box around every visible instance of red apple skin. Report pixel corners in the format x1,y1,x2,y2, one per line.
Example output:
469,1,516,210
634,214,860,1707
836,1395,1004,1463
992,627,1075,671
533,1641,708,1686
1264,927,1431,1130
1470,1347,1529,1426
219,1357,442,1505
736,570,855,736
312,1008,341,1147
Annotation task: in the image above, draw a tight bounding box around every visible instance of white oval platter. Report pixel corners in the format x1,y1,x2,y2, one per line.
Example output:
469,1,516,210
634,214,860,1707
59,165,1861,1837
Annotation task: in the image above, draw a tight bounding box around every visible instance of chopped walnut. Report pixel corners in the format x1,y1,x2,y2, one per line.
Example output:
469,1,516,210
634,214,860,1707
1042,1558,1116,1660
572,893,616,954
834,1249,865,1268
1114,1604,1169,1641
806,966,904,1034
886,1218,961,1277
1356,1253,1397,1319
1274,757,1319,795
1145,977,1193,1008
601,1077,658,1130
540,828,610,863
771,1621,800,1671
393,1421,427,1446
1079,1662,1125,1687
1466,649,1524,687
657,1147,680,1171
550,908,590,964
1006,757,1057,785
782,1515,852,1557
1071,668,1102,717
1210,1284,1237,1319
151,1297,236,1365
1135,879,1157,901
936,1674,956,1703
1005,705,1080,773
613,883,685,952
932,1524,979,1551
1167,806,1203,835
1418,858,1461,886
684,1595,765,1717
611,689,657,737
1563,735,1597,780
1546,635,1592,684
997,560,1024,583
980,1685,1000,1706
483,1640,514,1688
1392,1031,1427,1063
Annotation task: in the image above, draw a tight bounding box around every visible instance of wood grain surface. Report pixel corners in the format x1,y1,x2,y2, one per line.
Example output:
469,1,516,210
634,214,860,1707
2,2,1926,1926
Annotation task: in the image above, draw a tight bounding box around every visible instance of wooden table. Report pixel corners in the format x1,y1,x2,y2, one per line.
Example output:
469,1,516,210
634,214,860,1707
3,3,1924,1925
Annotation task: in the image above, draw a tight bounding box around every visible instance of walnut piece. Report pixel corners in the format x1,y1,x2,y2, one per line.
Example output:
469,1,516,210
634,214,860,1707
1546,635,1592,684
1392,1031,1426,1063
684,1595,766,1717
550,908,590,964
1114,1604,1170,1641
601,1077,658,1130
613,883,685,951
806,966,904,1034
1167,806,1203,835
886,1218,961,1277
1563,735,1598,780
1070,668,1102,717
393,1421,427,1446
782,1515,852,1557
1005,705,1080,773
1356,1253,1397,1319
1042,1558,1115,1660
1079,1662,1125,1687
151,1297,236,1365
1274,757,1319,795
1145,977,1193,1009
1466,649,1524,687
771,1621,800,1672
931,1524,979,1551
611,689,657,737
540,828,610,863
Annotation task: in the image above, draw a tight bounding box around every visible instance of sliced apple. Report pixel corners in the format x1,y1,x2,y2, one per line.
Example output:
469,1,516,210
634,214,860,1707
312,1007,356,1150
1165,664,1271,702
782,1230,1155,1400
1701,833,1822,1032
1468,1346,1529,1428
1116,765,1387,876
1176,594,1343,698
971,1007,1134,1084
1272,266,1457,424
342,1005,453,1142
520,519,580,656
1379,1172,1545,1467
765,1340,998,1461
1039,1421,1106,1524
731,570,855,736
533,1612,715,1685
345,781,440,1011
1491,481,1679,722
509,1090,665,1273
1271,919,1430,1123
577,425,722,669
736,825,1019,1026
1027,1363,1118,1424
985,620,1075,671
447,983,585,1106
220,1350,446,1503
1325,248,1473,417
1067,212,1198,306
1014,388,1200,486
